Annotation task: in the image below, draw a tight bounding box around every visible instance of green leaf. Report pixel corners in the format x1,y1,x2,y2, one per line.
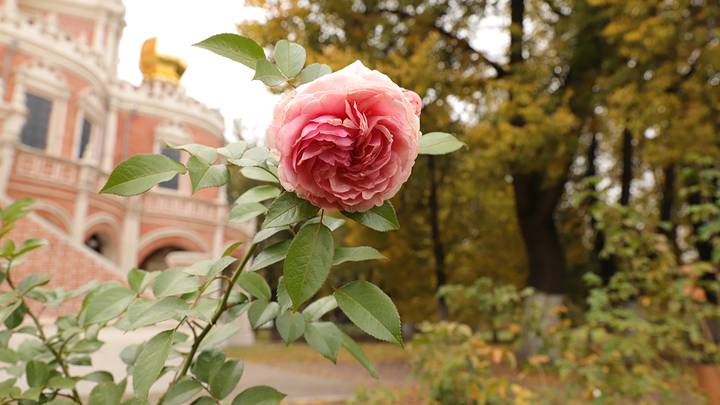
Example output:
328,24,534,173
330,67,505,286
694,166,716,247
283,223,334,308
236,185,281,204
153,268,201,298
89,381,123,405
263,192,318,228
304,322,342,362
3,302,25,329
302,296,337,322
100,154,186,196
298,63,332,84
122,297,188,330
418,132,465,155
15,238,47,257
342,201,400,232
187,156,229,193
333,246,386,266
223,241,244,257
133,329,174,400
191,349,225,383
163,377,202,405
229,202,267,224
194,33,265,69
305,215,346,231
217,141,248,160
240,166,279,183
174,144,218,163
25,360,49,387
127,268,158,294
0,301,21,325
191,396,216,405
230,146,270,167
334,281,403,346
248,300,280,328
237,272,272,300
339,330,378,378
18,273,49,294
197,323,242,352
80,286,135,327
273,40,306,78
276,278,291,312
120,344,141,366
249,239,290,271
47,376,77,390
232,386,286,405
82,371,114,383
276,311,305,344
253,59,286,87
252,227,288,244
209,360,244,400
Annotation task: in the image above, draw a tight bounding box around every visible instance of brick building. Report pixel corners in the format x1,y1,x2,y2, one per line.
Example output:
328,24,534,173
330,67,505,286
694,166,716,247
0,0,251,293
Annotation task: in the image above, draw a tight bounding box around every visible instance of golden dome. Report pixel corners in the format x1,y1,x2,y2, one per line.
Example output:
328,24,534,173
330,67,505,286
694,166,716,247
139,38,187,84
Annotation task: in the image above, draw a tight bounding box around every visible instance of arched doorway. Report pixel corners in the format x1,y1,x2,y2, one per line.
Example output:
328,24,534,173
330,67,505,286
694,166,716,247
139,245,187,271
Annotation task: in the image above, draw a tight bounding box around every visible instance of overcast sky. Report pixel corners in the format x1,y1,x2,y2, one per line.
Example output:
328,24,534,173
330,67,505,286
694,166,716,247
117,1,508,142
117,0,276,142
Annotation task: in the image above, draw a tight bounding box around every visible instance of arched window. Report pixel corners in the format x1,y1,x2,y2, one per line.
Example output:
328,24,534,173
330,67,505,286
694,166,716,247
84,233,115,262
139,246,186,271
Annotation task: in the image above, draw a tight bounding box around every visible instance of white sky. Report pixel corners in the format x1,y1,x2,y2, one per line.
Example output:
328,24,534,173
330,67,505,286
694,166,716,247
117,0,277,142
117,1,508,142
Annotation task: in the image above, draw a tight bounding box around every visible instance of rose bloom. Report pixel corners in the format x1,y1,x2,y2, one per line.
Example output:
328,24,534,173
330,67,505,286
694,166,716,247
266,61,422,212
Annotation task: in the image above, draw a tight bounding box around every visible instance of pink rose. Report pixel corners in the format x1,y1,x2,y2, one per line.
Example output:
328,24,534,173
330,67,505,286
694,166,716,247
267,61,422,212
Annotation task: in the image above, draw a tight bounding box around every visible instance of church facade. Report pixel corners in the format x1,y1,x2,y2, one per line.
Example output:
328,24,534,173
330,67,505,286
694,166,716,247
0,0,250,296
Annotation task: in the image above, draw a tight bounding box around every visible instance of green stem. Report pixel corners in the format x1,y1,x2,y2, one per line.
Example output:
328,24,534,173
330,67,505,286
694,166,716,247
172,244,257,382
5,260,82,403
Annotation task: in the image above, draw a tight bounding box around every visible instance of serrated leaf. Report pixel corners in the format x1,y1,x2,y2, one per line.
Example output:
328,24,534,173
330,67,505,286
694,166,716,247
249,240,290,271
236,185,281,204
187,156,229,193
232,385,286,405
217,141,248,160
229,202,267,224
303,322,342,362
263,192,318,228
304,216,346,231
209,360,244,400
252,226,289,244
133,329,174,400
339,330,378,378
253,59,286,87
153,268,201,298
237,272,272,300
342,201,400,232
194,33,265,69
334,281,403,346
276,311,305,344
89,381,123,405
283,223,334,308
302,296,338,322
174,144,218,163
333,246,386,266
248,300,280,328
298,63,332,84
418,132,465,155
164,377,202,405
274,40,306,78
240,166,279,183
127,268,158,294
122,297,188,330
100,154,186,196
80,286,135,327
191,349,225,383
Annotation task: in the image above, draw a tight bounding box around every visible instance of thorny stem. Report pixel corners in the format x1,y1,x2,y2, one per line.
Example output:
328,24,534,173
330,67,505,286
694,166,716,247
4,259,82,403
172,244,257,383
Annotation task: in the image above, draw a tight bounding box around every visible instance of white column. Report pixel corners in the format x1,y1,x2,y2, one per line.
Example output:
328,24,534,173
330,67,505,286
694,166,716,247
0,82,27,196
120,196,141,271
71,165,92,242
47,99,67,157
93,15,107,52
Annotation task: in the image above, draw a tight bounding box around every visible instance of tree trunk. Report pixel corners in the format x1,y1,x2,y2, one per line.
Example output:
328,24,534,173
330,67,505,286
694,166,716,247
659,164,680,256
619,128,633,206
427,156,449,320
